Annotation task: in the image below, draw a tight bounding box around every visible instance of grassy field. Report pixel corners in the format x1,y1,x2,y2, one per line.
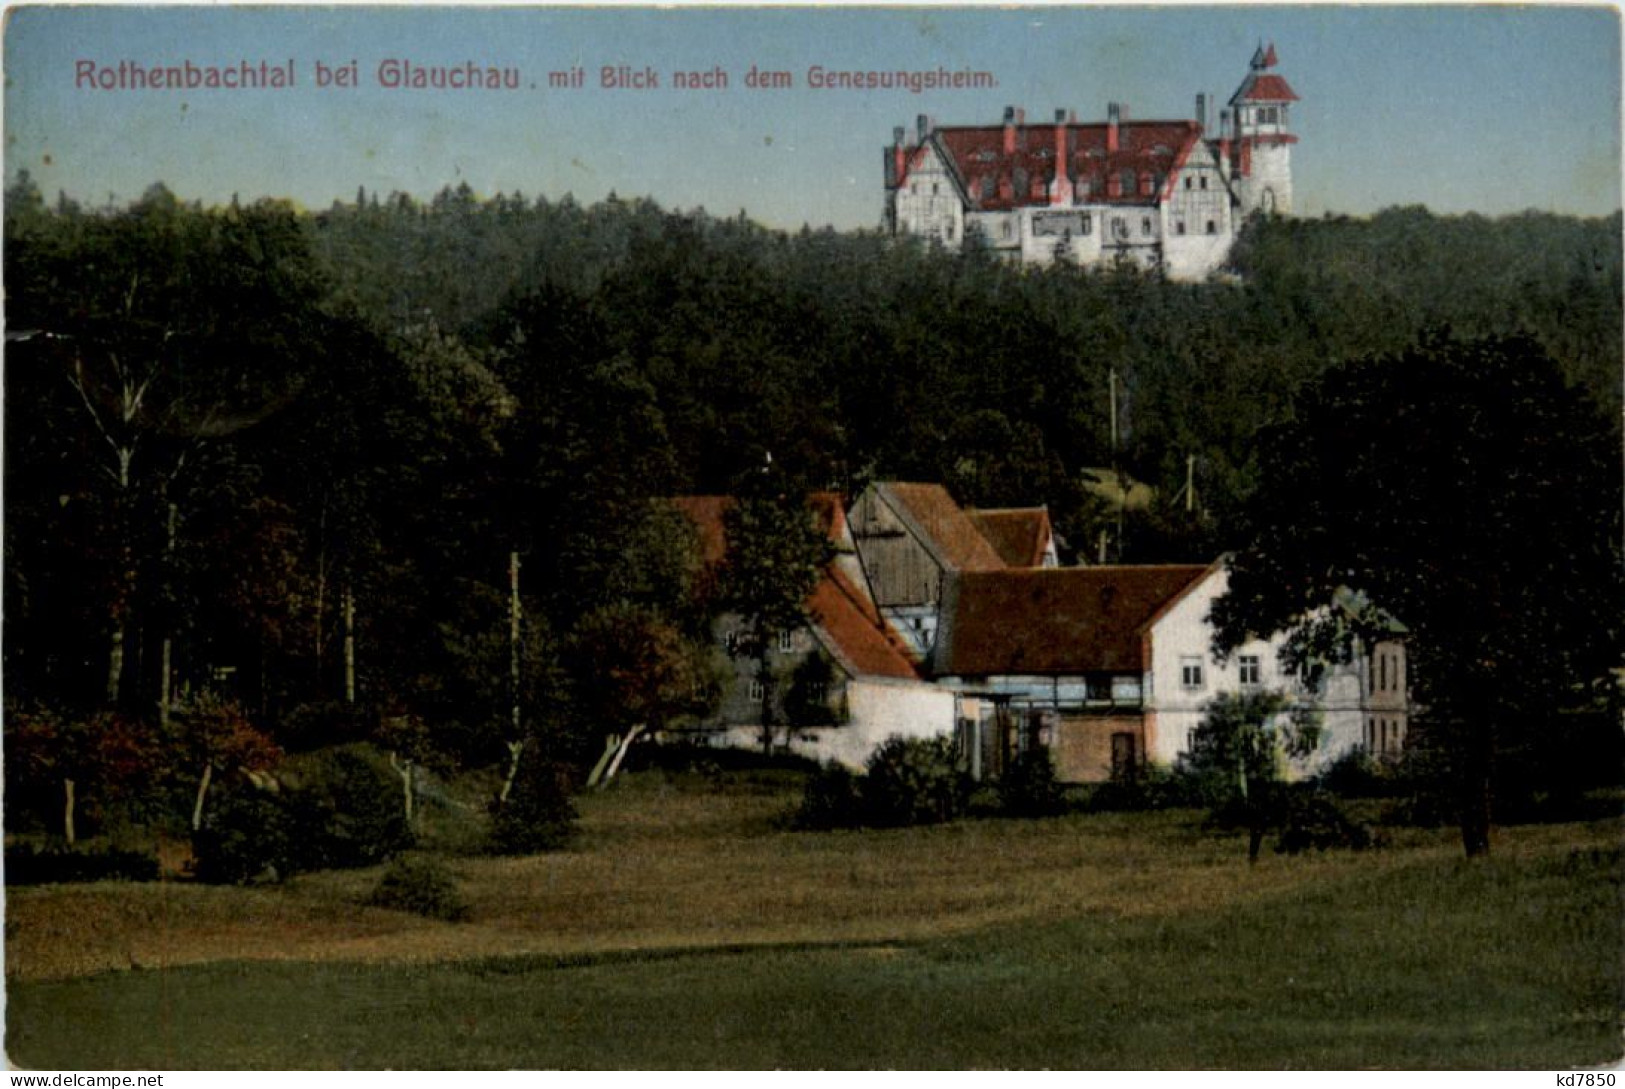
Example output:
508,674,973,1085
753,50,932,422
6,768,1622,1068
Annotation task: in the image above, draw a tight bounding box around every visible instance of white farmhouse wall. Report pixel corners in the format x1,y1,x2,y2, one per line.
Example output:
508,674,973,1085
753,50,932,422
708,676,957,770
1146,566,1386,772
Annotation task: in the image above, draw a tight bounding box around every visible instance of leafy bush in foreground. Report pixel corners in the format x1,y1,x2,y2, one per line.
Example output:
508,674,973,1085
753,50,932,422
366,856,471,922
999,749,1067,818
793,761,865,830
488,744,576,855
861,735,970,828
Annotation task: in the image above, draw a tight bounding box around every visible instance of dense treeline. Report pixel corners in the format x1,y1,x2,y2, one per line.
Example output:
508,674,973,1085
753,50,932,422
4,171,1620,850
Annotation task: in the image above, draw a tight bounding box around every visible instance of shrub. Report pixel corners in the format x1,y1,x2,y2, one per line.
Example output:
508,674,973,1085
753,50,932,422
794,761,865,830
1088,762,1206,812
861,735,970,828
192,787,295,884
999,749,1067,818
3,843,159,885
1274,791,1375,854
366,856,471,922
489,744,576,855
1316,750,1402,798
192,746,413,883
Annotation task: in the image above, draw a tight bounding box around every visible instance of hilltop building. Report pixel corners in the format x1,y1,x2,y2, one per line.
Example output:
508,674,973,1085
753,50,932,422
883,43,1298,280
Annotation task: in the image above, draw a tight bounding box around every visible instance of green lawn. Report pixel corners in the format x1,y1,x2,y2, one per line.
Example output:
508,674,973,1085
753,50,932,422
6,774,1622,1069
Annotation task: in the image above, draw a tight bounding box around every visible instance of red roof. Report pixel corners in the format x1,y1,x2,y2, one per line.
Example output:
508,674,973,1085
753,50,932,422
1230,73,1299,104
935,565,1210,676
671,494,920,681
880,483,1007,571
920,120,1203,210
809,566,922,681
966,508,1053,568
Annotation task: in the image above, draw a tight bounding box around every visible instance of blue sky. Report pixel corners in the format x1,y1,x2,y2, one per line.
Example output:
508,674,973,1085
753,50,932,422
5,5,1620,228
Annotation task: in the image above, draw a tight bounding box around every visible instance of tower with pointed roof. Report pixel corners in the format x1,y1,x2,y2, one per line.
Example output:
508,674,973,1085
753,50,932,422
1224,41,1298,217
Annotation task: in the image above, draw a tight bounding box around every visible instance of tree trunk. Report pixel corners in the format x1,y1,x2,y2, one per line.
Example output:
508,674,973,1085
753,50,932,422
191,763,213,832
106,622,127,705
389,752,414,823
343,586,356,705
585,735,620,788
600,724,644,787
63,777,77,846
159,501,177,728
1458,723,1495,858
498,738,525,806
756,654,775,754
509,551,522,737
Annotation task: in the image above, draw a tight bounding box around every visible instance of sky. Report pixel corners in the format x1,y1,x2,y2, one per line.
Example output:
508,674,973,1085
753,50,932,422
4,5,1620,229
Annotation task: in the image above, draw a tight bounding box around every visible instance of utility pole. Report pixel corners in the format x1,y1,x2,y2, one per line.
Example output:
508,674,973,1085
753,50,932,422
1110,367,1125,562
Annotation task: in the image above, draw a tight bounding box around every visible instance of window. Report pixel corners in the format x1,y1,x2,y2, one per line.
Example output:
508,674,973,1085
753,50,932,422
1174,220,1186,236
1378,654,1387,692
749,679,765,702
1205,219,1217,235
1199,175,1208,190
910,183,918,195
932,182,940,196
723,630,739,655
1140,216,1152,235
1001,220,1013,240
1180,656,1205,689
1366,717,1376,752
1080,213,1092,236
778,630,794,653
1184,176,1193,190
945,223,955,241
1119,169,1135,195
1238,655,1261,687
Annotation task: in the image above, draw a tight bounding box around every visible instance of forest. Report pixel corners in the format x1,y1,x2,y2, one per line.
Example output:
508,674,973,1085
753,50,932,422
4,171,1621,857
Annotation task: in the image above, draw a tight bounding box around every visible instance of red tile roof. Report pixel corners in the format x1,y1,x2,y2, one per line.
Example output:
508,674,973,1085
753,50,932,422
1230,73,1299,104
670,494,920,681
879,483,1007,572
966,508,1053,568
669,495,732,570
809,565,922,681
935,565,1210,676
921,120,1204,210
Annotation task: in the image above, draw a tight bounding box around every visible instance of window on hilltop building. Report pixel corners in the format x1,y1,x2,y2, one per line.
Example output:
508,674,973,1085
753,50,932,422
1175,220,1186,236
1199,175,1208,190
1205,219,1218,235
1001,220,1013,240
749,679,765,703
1119,169,1135,196
946,222,955,241
723,630,739,655
778,630,793,653
1080,213,1092,235
1239,655,1261,687
982,175,996,201
1180,656,1204,690
932,182,940,196
1184,176,1192,190
1141,216,1152,235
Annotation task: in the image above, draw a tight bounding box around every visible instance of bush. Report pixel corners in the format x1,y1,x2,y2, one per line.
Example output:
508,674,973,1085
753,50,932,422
191,787,295,884
861,735,970,828
999,749,1067,818
192,746,413,883
1316,750,1403,798
1088,762,1206,812
489,744,576,855
4,843,159,885
366,856,471,922
794,761,865,830
1274,791,1375,854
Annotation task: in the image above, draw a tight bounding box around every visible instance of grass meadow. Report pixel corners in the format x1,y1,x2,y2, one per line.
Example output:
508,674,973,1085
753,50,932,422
6,768,1622,1069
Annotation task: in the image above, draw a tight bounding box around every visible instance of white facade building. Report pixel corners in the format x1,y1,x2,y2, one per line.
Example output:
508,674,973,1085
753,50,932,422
1143,562,1408,774
884,43,1299,281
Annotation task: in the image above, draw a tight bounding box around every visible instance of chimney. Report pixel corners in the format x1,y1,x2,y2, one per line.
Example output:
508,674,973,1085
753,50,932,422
1195,93,1207,133
1003,105,1018,154
1219,108,1231,169
891,126,907,188
1106,101,1120,154
1052,109,1072,205
917,113,931,143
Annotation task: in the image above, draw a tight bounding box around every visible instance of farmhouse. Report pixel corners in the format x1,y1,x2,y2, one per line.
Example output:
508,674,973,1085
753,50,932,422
671,494,959,767
884,43,1298,279
676,483,1407,780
